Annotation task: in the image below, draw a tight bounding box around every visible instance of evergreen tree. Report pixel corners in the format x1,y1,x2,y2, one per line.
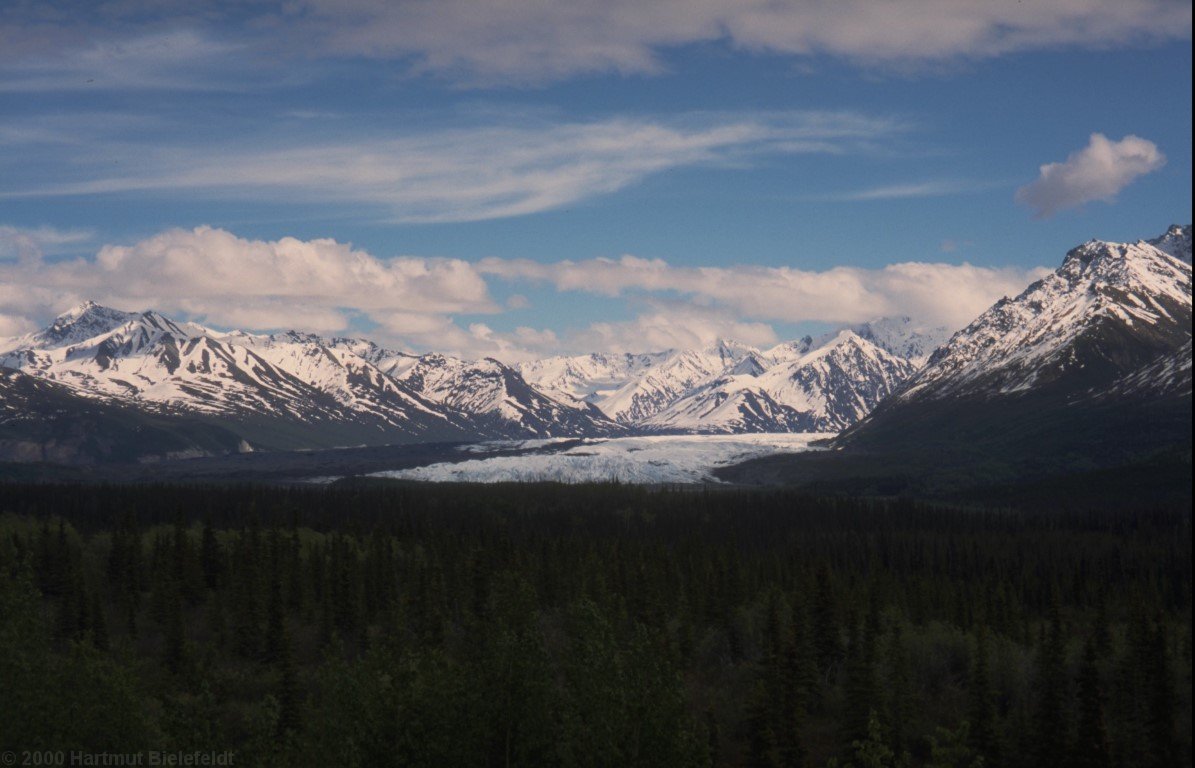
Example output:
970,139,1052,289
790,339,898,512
884,619,913,762
1071,637,1110,768
968,626,999,766
162,579,187,674
812,564,842,688
744,681,779,768
1144,619,1176,768
200,518,223,590
1031,597,1069,768
90,590,110,652
842,615,878,749
264,572,286,666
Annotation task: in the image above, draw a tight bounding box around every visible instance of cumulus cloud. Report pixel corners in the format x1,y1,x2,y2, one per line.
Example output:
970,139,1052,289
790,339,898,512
0,224,1049,361
3,112,901,223
0,226,495,339
571,302,780,355
1015,133,1166,218
479,255,1048,329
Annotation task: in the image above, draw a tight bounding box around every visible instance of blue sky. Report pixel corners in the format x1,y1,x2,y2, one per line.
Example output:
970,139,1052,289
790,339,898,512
0,0,1190,358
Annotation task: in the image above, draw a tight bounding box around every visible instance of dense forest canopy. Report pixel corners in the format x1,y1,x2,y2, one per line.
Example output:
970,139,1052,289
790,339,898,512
0,481,1190,767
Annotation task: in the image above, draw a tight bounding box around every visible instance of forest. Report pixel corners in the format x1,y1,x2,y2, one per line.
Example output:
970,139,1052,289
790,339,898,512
0,480,1190,768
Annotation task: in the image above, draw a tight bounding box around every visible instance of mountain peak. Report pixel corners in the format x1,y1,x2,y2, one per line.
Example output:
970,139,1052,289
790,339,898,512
56,299,99,320
37,301,138,348
1147,223,1191,263
898,229,1192,402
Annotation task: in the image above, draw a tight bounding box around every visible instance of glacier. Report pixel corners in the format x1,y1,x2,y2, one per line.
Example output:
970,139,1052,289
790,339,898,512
367,432,830,485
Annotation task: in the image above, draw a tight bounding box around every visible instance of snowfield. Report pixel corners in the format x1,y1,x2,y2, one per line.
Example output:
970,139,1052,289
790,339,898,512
368,433,831,484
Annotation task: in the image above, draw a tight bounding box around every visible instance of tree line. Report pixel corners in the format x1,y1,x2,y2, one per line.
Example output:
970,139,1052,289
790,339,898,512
0,480,1189,767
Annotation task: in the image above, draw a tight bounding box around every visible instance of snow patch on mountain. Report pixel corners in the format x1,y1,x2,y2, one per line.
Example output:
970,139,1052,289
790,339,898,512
645,331,917,433
843,316,952,366
898,233,1192,402
392,353,622,437
596,340,758,424
1148,224,1191,264
516,351,670,405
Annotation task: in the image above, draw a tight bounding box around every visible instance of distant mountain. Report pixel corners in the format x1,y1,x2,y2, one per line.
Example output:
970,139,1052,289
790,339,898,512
644,332,916,433
389,353,624,437
0,367,245,463
0,298,1035,464
0,304,483,454
1148,223,1191,263
843,316,951,365
594,340,758,424
836,228,1192,467
516,351,670,405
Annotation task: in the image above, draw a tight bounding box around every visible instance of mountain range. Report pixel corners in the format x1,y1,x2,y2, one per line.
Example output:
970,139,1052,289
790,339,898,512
722,224,1192,494
0,301,941,461
0,225,1189,475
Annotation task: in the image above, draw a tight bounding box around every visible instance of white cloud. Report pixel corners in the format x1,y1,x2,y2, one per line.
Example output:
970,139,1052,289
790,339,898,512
822,180,988,202
479,255,1048,329
1015,133,1166,218
0,226,495,338
571,302,780,355
0,224,1048,361
0,312,36,337
0,224,91,261
0,30,251,92
290,0,1191,84
0,1,1187,91
3,112,902,223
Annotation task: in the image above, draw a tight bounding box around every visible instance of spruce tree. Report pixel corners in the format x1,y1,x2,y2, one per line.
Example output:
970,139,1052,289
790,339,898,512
163,579,187,674
1031,597,1068,768
1071,637,1110,768
842,614,878,749
1144,619,1176,768
812,564,842,687
264,572,285,666
968,626,999,766
200,518,222,590
884,619,913,762
90,590,110,651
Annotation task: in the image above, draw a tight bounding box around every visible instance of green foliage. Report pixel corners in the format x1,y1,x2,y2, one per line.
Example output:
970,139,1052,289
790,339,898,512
0,482,1190,768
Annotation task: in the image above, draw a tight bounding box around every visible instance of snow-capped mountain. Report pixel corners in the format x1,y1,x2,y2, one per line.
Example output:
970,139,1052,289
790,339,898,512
896,237,1191,402
594,340,758,424
0,366,245,463
1148,224,1191,263
838,227,1192,466
844,316,951,366
644,332,917,433
389,353,623,437
516,351,670,405
0,303,482,450
216,330,477,435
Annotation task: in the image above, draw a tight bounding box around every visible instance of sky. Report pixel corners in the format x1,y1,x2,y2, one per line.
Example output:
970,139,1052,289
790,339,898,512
0,0,1191,360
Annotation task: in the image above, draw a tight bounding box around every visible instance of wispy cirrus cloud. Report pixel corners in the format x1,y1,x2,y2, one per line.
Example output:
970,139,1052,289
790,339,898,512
2,1,1188,90
0,224,92,261
1015,133,1166,218
814,179,996,202
0,29,253,92
0,111,904,222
